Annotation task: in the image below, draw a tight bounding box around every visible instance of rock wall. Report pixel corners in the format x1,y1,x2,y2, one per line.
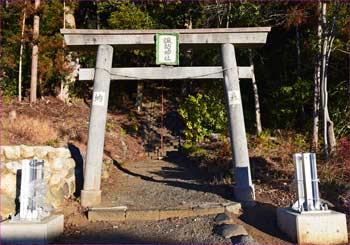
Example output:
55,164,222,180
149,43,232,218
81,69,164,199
0,145,76,219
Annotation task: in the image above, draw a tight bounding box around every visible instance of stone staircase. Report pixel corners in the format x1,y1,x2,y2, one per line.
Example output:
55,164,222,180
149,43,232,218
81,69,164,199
139,96,183,159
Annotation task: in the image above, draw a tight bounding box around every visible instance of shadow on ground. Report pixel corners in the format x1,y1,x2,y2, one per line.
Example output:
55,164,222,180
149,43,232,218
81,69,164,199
112,155,234,202
68,143,84,198
239,201,291,242
55,231,185,244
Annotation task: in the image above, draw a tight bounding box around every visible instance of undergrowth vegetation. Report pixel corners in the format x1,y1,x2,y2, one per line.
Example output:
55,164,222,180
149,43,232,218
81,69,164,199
2,114,58,145
181,129,349,213
178,93,227,143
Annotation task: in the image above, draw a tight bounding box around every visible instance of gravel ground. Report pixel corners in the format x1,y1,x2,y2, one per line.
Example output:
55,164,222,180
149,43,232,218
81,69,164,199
57,215,232,244
100,155,234,209
56,201,290,244
56,155,291,244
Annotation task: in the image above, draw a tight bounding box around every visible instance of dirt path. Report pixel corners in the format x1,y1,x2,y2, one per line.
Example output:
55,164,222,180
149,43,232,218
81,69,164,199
100,155,233,209
58,214,232,244
57,154,291,244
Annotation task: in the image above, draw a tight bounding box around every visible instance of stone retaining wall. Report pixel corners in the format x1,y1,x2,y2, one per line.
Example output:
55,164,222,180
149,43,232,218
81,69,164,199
0,145,76,219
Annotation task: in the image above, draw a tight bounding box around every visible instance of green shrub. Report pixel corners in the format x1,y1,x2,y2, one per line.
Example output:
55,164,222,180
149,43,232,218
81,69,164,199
179,93,227,143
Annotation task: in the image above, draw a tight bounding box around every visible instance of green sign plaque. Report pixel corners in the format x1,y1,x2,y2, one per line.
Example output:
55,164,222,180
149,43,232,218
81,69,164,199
156,33,179,65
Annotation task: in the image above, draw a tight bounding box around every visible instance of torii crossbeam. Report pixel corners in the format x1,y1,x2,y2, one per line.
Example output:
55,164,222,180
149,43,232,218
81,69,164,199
61,27,271,207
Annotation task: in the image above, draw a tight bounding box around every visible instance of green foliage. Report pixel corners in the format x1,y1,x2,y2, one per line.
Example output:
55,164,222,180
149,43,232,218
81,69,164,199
331,107,350,139
2,95,12,105
1,0,70,97
294,133,307,148
179,93,227,143
1,2,24,96
127,111,140,135
329,84,350,138
120,128,127,137
106,121,116,133
1,1,350,149
180,141,202,155
45,139,59,147
107,2,154,29
229,3,262,27
271,78,313,127
256,129,278,148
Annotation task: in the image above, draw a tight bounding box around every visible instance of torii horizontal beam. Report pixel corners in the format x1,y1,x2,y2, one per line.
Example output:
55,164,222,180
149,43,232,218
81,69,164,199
79,66,254,81
61,27,271,49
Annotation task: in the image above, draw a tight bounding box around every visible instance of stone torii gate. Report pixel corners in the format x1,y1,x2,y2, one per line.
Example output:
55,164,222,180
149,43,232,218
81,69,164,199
61,27,271,207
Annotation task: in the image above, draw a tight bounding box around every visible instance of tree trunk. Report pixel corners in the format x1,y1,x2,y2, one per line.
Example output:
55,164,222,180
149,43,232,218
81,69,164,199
59,0,66,102
348,2,350,103
312,2,322,151
136,81,144,113
0,4,2,80
30,0,40,103
320,2,337,158
18,6,26,102
349,45,350,103
59,1,67,103
296,24,306,125
325,109,336,154
93,0,100,29
63,0,66,29
216,0,222,27
348,45,350,104
320,2,329,158
182,17,193,97
226,2,231,28
249,51,262,135
96,3,100,30
59,3,77,103
296,24,301,78
324,37,337,156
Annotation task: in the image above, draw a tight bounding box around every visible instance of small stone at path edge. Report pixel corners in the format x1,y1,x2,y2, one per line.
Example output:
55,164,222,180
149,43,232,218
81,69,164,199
214,213,233,225
231,235,258,245
215,224,248,238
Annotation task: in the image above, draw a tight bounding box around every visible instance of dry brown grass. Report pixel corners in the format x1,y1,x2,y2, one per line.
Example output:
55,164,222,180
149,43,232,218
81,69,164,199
186,131,350,215
2,114,58,145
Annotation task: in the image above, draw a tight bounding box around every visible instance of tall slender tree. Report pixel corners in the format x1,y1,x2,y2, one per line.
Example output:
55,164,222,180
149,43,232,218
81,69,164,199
320,1,339,158
312,2,322,151
348,2,350,103
18,1,26,102
30,0,40,103
249,50,262,135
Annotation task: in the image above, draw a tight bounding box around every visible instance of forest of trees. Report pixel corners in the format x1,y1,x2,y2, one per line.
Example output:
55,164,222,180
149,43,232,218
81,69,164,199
1,0,349,159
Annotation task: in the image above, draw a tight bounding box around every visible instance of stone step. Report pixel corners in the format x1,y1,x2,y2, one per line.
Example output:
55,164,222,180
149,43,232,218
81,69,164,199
88,202,241,222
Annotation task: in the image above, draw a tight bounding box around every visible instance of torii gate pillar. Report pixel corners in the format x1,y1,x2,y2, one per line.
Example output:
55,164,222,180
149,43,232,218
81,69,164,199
221,43,255,202
81,45,113,207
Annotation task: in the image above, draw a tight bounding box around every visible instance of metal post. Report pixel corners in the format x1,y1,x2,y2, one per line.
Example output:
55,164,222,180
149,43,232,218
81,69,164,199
310,153,321,209
294,153,305,211
302,153,313,210
221,43,255,202
293,153,322,212
81,45,113,207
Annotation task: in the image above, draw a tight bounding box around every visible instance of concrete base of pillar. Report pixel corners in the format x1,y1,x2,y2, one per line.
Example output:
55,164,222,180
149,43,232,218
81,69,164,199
81,190,101,207
233,185,255,203
0,214,64,245
277,207,348,244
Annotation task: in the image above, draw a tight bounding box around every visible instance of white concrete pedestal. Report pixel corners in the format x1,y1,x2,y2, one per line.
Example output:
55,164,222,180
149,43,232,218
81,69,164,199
0,214,64,244
277,208,348,244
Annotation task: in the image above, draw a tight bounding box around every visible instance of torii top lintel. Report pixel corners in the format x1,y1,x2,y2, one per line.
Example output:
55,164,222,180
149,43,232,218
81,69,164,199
60,27,271,49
